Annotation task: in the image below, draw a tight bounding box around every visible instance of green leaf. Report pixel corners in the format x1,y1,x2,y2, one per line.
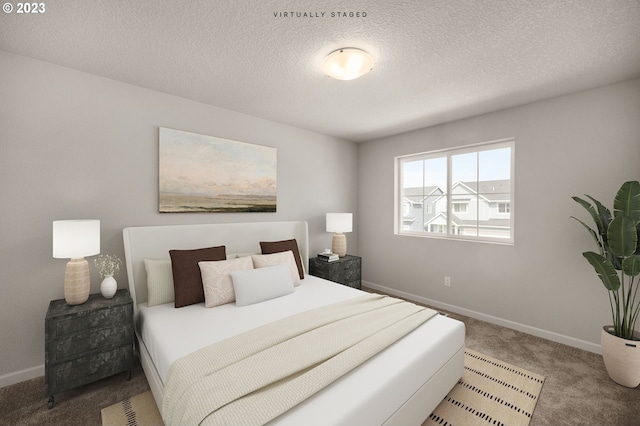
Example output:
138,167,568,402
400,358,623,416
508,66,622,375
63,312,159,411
586,195,613,235
622,255,640,277
570,216,603,253
583,251,620,291
613,181,640,222
608,216,638,257
572,196,607,236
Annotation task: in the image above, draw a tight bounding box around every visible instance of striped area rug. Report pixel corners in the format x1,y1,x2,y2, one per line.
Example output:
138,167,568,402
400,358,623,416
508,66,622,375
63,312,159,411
101,390,163,426
424,348,545,426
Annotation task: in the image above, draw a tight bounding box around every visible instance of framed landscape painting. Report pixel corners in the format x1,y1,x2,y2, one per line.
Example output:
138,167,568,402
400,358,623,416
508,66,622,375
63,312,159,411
159,127,277,213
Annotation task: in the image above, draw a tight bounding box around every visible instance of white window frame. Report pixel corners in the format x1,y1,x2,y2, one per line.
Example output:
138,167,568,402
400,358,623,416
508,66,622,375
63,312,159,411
394,138,515,244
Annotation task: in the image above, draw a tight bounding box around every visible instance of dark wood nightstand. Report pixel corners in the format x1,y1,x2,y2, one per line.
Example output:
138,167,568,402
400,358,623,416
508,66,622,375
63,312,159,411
45,289,134,408
309,254,362,289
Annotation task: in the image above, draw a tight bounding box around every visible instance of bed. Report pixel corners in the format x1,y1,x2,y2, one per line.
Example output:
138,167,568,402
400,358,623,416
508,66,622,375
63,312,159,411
123,221,465,425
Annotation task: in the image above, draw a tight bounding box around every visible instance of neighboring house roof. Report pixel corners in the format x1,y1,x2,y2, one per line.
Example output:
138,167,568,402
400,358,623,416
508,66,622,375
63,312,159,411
402,186,441,197
424,212,460,227
460,179,510,202
428,179,511,204
424,213,510,229
456,218,511,228
402,186,443,203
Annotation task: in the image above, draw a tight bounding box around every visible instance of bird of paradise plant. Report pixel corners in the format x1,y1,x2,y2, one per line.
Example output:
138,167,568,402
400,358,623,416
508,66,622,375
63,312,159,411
572,180,640,340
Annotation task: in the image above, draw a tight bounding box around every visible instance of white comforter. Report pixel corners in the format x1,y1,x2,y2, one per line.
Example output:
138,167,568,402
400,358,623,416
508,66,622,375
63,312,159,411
138,276,465,425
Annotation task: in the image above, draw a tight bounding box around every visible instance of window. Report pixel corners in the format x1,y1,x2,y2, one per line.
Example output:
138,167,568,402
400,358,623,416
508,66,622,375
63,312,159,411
453,202,468,214
395,138,514,244
430,224,446,233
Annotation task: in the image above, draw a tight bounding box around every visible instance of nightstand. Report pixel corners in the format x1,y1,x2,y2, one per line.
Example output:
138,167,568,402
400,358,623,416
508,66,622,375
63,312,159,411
309,254,362,289
45,289,134,408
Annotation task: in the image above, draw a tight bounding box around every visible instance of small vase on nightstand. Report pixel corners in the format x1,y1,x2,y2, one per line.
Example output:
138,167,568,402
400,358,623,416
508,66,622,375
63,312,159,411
100,275,117,299
94,254,122,299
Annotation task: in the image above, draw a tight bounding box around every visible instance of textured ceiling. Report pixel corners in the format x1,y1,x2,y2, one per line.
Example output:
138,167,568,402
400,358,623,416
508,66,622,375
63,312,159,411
1,0,639,142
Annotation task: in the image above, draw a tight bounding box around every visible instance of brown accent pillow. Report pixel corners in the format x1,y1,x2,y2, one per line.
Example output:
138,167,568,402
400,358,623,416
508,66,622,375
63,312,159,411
169,246,226,308
260,239,304,279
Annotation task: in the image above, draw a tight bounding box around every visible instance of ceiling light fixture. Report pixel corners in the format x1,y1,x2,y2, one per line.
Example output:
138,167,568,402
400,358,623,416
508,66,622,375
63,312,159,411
321,48,374,81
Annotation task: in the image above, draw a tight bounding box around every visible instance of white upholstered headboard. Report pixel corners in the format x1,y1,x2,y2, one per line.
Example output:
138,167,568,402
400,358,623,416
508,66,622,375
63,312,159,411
122,221,309,315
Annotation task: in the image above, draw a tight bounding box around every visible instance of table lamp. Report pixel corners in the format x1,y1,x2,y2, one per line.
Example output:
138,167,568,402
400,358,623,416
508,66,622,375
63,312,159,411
326,213,352,257
53,220,100,305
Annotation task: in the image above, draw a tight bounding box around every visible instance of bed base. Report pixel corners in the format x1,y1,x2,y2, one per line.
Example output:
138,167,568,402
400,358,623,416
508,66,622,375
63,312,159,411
135,330,164,412
384,345,464,425
135,330,463,426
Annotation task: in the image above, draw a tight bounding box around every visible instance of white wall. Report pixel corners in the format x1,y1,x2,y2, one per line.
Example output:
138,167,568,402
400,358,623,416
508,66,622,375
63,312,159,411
0,50,358,385
358,78,640,352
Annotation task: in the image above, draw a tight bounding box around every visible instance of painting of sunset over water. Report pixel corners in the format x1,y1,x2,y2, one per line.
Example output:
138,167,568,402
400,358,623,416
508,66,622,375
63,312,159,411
159,128,277,213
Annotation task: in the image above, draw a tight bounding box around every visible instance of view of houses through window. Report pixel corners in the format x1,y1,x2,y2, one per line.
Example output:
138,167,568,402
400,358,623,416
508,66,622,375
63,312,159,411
396,139,514,243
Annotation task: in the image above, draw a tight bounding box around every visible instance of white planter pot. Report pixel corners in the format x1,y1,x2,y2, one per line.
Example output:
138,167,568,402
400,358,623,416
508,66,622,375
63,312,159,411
601,326,640,388
100,275,117,299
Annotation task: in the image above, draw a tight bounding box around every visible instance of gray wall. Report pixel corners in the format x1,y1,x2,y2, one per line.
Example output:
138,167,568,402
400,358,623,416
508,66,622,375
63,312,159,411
0,50,358,384
358,78,640,352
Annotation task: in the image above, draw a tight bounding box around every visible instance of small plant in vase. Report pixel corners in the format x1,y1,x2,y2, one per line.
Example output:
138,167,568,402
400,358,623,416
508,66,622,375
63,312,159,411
94,254,121,299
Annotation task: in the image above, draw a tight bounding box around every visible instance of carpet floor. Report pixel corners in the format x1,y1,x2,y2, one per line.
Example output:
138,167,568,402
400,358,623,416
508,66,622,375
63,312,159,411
1,295,638,425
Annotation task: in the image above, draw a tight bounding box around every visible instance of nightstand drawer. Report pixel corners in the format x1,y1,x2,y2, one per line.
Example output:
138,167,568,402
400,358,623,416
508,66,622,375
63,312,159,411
310,260,332,276
47,304,132,340
45,290,134,407
340,257,360,270
343,280,361,289
46,344,133,395
309,255,362,290
48,325,133,362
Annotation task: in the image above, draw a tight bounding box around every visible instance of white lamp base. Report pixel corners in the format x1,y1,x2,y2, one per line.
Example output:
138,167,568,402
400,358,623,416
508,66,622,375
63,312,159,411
64,258,90,305
332,233,347,257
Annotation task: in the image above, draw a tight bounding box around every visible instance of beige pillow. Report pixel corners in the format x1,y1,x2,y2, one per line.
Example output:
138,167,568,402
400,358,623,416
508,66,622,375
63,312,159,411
252,251,301,287
144,259,175,307
226,252,259,260
259,239,305,279
199,256,253,308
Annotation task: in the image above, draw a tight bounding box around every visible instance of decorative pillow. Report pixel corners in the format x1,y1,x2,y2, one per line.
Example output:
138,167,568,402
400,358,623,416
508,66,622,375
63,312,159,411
199,256,253,308
260,239,305,279
231,264,294,307
252,251,301,287
226,252,259,260
143,259,174,307
169,246,226,308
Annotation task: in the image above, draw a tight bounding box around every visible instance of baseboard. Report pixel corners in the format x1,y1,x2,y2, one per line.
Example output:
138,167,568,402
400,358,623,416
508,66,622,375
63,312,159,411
363,280,602,354
0,364,44,389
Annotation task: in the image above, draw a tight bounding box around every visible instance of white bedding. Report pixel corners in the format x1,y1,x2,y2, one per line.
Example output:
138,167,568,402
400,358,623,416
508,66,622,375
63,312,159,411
138,275,465,425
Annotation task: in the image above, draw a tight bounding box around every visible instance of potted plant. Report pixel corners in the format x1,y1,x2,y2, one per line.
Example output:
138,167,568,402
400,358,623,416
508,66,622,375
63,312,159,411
94,254,122,299
572,180,640,387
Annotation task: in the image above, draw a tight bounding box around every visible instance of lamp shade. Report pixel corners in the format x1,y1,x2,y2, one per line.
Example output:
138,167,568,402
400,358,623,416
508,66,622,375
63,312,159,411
326,213,353,233
53,220,100,259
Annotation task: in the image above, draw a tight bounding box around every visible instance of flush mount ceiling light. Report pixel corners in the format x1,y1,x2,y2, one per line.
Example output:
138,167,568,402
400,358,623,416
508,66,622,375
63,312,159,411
321,48,374,81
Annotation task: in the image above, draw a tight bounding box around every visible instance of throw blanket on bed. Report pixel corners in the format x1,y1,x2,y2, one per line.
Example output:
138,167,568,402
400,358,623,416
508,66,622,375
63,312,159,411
162,293,437,426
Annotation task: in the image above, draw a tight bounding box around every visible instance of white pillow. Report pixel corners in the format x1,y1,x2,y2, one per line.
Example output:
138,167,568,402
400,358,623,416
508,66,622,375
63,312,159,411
144,259,174,307
199,256,253,308
251,251,301,286
231,264,294,307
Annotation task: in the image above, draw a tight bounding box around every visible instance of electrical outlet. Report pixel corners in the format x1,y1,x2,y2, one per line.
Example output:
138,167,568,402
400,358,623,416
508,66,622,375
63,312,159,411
444,276,451,287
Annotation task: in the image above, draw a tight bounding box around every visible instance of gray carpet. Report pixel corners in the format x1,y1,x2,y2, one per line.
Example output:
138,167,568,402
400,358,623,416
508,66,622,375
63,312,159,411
1,296,638,426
